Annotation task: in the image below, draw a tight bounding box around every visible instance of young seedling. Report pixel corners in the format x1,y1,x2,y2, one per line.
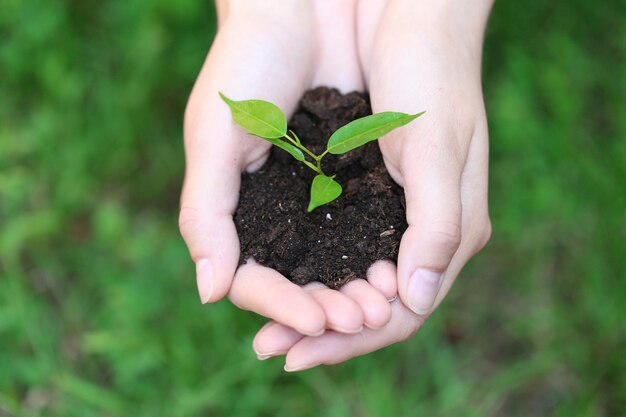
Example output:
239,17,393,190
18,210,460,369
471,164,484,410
220,92,424,212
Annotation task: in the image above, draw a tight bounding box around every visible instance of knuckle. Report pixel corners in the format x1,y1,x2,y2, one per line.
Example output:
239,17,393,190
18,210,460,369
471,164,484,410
426,220,463,255
475,216,492,253
482,218,493,247
397,318,422,342
398,325,415,343
178,206,202,241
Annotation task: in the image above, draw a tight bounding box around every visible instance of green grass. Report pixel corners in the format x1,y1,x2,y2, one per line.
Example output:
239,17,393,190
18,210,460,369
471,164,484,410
1,1,625,416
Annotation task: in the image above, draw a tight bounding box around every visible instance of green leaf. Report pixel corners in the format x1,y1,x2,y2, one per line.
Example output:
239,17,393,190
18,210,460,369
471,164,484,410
219,92,287,138
308,175,342,212
220,92,304,161
326,111,425,154
267,137,305,161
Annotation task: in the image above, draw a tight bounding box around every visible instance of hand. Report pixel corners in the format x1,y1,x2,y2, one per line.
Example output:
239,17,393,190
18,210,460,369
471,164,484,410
180,0,394,340
253,0,493,370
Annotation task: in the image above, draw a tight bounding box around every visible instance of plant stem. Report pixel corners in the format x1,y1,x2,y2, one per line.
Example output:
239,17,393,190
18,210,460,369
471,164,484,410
300,145,320,163
284,132,327,176
285,132,319,162
302,160,322,174
283,133,299,147
314,155,324,173
288,130,302,146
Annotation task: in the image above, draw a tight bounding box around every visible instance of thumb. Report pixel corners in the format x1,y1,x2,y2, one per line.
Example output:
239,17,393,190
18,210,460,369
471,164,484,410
179,123,244,303
396,133,464,315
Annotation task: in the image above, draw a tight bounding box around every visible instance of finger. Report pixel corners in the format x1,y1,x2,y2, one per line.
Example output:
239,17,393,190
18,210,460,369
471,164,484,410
458,120,491,260
303,282,364,333
366,14,480,317
181,74,253,305
339,279,391,329
356,0,387,84
431,124,491,312
393,126,465,316
311,0,364,92
179,137,242,304
252,321,303,359
366,260,398,301
228,262,326,336
284,300,425,372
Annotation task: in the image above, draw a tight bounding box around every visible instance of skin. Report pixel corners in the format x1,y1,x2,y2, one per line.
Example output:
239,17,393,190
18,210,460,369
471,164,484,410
180,0,493,371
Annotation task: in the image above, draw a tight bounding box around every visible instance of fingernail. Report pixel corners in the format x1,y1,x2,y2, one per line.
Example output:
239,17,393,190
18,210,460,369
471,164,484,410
407,268,443,315
284,363,314,372
365,322,385,330
331,325,363,334
196,258,213,304
303,328,325,337
256,350,285,361
387,295,398,303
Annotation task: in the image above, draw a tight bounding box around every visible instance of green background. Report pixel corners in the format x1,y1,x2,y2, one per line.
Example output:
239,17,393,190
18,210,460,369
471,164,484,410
1,1,625,416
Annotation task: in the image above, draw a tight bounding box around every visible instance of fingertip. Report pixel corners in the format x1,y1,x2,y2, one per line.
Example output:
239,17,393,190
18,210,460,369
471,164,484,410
367,261,398,301
339,279,391,330
199,255,237,303
194,256,233,304
284,342,322,372
286,282,327,336
330,304,364,334
304,283,364,334
396,224,456,316
181,208,240,304
194,258,213,303
284,362,316,373
252,321,275,353
364,297,392,329
284,330,357,370
229,264,327,337
253,321,304,358
296,303,327,336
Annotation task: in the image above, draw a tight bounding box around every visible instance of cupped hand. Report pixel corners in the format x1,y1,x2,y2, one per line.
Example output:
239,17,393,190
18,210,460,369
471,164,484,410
180,0,394,339
253,1,493,370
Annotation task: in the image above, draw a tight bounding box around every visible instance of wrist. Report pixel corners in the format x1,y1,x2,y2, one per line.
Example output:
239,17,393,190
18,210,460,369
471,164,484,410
217,0,311,24
388,0,494,53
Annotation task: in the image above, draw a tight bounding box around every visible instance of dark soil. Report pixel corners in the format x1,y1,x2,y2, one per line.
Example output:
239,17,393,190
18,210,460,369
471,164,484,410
235,87,407,289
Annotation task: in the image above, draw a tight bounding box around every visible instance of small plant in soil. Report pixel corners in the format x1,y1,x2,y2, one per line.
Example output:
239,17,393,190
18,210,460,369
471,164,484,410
220,92,424,211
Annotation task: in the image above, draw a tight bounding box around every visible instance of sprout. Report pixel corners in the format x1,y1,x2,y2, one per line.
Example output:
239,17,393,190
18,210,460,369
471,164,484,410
220,93,424,212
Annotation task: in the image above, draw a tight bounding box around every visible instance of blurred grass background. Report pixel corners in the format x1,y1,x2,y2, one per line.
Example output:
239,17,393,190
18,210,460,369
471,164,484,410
1,1,625,416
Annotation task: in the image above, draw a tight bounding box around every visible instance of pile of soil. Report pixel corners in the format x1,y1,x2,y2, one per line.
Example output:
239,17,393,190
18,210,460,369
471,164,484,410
235,87,407,289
